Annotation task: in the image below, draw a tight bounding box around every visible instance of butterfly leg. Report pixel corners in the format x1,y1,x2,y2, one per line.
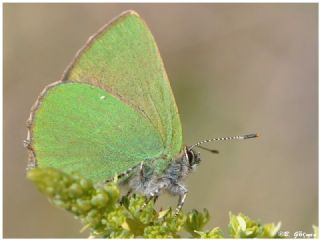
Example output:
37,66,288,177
140,193,161,211
120,188,133,205
139,161,146,180
175,192,188,215
140,196,154,210
153,195,159,204
139,162,153,209
104,164,140,183
141,179,169,209
126,188,133,197
170,183,188,216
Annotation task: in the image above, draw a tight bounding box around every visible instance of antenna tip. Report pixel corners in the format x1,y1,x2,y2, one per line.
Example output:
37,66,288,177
242,133,259,139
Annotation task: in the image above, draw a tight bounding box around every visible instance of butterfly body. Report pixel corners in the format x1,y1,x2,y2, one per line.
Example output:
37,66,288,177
124,147,200,212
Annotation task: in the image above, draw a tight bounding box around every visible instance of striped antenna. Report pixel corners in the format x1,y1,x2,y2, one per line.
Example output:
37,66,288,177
189,133,258,150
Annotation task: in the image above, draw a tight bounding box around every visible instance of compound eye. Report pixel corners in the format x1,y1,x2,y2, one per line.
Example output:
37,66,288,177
186,150,194,166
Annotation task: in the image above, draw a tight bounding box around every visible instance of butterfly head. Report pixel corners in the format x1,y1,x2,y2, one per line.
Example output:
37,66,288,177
185,147,201,170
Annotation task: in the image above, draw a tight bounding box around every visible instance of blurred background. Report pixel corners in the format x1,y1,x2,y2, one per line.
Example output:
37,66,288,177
4,3,318,238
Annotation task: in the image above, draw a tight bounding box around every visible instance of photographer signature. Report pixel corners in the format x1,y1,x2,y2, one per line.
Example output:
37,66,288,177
278,230,315,238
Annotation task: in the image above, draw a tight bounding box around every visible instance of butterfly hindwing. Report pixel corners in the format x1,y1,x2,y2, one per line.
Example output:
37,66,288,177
32,83,164,182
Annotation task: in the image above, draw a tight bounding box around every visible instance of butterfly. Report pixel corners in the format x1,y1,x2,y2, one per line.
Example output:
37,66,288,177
25,10,257,214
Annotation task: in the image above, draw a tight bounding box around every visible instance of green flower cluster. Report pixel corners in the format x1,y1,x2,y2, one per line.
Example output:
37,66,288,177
228,213,281,238
27,168,287,238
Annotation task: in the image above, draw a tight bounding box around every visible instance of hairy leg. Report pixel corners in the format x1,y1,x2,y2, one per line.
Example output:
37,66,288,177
139,177,170,210
167,182,188,215
175,191,188,215
104,164,140,183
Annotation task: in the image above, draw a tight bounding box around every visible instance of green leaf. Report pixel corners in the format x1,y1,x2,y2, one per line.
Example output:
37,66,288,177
313,225,318,239
184,209,210,237
195,227,223,238
229,212,282,238
261,222,282,238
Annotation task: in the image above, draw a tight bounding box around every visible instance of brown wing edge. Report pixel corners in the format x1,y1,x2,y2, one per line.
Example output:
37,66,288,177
61,10,139,82
25,80,64,169
24,10,139,169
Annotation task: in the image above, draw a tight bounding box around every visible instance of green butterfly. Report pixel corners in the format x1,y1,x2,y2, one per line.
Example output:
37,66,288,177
25,10,257,214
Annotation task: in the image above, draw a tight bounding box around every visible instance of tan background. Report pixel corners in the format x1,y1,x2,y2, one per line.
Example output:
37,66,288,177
4,3,318,238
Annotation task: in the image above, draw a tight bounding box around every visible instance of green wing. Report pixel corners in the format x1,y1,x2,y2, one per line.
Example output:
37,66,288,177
63,11,182,160
32,83,163,182
27,11,183,181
